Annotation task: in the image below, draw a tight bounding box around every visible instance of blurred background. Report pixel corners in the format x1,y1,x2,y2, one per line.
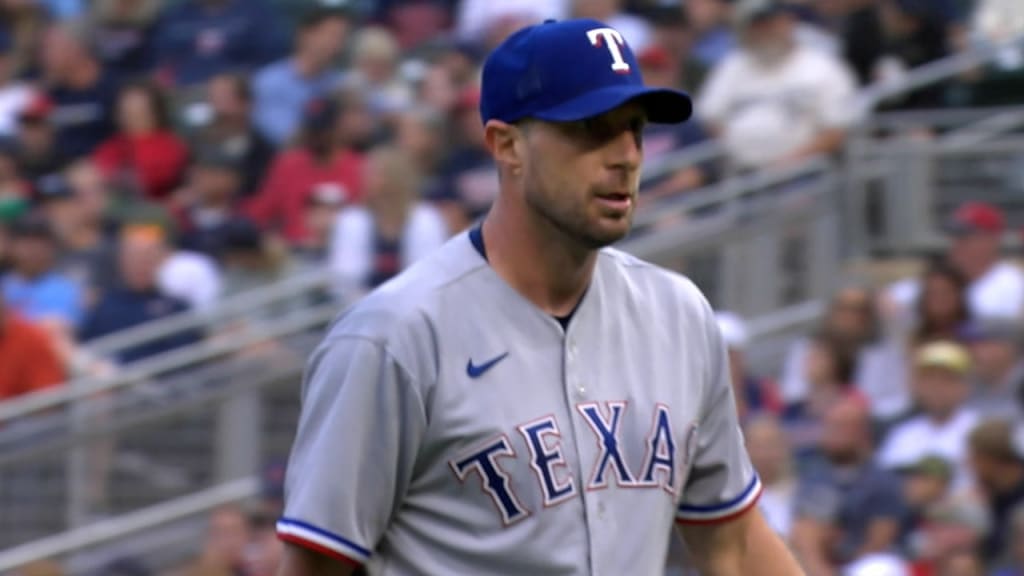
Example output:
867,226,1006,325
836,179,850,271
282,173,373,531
0,0,1022,574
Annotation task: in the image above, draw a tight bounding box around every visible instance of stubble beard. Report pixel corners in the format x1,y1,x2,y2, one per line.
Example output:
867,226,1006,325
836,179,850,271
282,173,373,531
523,170,633,252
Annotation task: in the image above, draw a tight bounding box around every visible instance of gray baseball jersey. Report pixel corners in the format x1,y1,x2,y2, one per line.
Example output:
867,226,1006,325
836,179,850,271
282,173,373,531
277,228,761,575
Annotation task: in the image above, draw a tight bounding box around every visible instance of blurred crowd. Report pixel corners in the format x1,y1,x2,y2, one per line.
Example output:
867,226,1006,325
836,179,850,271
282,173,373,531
0,0,1023,575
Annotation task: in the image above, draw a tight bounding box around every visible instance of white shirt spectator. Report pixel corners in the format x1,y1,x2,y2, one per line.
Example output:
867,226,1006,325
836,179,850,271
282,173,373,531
698,44,857,170
329,203,448,297
972,0,1024,69
456,0,568,43
0,83,32,137
888,261,1024,321
877,408,979,489
158,251,223,312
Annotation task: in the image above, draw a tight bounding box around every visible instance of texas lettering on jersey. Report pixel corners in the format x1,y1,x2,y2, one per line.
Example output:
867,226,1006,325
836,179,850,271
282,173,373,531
448,402,679,526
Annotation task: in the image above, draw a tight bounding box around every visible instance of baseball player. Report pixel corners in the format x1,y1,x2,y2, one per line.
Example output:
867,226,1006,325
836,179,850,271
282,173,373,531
277,18,804,576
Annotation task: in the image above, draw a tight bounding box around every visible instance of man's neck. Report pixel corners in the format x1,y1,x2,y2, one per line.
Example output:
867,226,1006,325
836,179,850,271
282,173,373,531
64,60,100,90
482,199,597,318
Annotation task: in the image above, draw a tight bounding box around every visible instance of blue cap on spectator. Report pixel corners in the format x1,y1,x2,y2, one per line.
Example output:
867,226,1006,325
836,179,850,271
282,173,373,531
480,19,692,126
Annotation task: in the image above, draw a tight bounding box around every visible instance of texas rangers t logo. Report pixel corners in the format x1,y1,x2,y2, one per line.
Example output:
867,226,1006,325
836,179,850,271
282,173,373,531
586,28,630,74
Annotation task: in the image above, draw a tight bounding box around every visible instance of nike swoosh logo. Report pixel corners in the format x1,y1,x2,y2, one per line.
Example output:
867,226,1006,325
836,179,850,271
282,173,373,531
466,352,509,378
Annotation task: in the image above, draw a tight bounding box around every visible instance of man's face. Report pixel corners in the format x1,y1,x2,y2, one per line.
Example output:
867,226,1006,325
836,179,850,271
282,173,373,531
518,103,646,249
915,367,968,418
304,17,349,64
970,338,1018,384
949,232,998,274
11,236,55,276
742,14,795,65
820,400,866,462
827,289,873,343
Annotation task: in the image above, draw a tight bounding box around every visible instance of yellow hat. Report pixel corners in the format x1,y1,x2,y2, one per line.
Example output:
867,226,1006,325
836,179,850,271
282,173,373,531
916,341,971,375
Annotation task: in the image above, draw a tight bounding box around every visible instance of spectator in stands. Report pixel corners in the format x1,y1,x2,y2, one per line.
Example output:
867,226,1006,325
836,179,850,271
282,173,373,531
455,0,565,47
244,510,285,576
57,161,118,303
173,145,246,257
394,106,446,194
878,341,979,488
252,5,351,147
1,214,83,329
37,170,116,306
637,45,711,204
571,0,653,51
429,86,496,233
153,0,288,88
90,0,161,80
888,202,1024,322
697,0,858,172
792,397,907,575
247,96,364,246
0,28,33,139
195,72,274,198
0,139,28,201
14,93,66,186
911,258,971,346
784,331,866,460
185,504,251,576
645,4,709,91
685,0,737,68
968,419,1024,567
783,285,911,422
346,27,413,118
715,311,782,420
876,0,955,109
79,223,200,363
329,145,447,297
218,217,291,299
297,182,345,264
746,415,798,541
961,318,1024,421
899,455,954,552
40,22,119,162
93,81,189,202
0,290,64,401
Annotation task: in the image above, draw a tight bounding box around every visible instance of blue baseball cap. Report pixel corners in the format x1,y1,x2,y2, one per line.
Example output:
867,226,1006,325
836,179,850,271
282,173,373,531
480,19,692,126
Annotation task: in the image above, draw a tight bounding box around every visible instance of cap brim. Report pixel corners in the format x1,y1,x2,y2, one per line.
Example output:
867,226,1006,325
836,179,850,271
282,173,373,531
532,85,693,125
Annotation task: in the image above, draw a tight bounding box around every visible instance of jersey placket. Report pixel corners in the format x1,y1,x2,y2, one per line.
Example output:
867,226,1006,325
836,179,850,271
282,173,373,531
561,301,613,576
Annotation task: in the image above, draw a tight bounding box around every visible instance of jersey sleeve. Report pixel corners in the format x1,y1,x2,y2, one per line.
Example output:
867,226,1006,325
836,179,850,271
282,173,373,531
277,336,427,566
676,305,762,525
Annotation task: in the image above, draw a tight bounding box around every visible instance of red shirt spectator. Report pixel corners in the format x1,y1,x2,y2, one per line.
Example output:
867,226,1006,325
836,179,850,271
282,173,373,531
0,301,64,401
92,81,189,201
245,97,363,244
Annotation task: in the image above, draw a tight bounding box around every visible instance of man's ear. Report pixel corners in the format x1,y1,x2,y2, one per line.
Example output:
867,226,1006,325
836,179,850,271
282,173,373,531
484,120,524,174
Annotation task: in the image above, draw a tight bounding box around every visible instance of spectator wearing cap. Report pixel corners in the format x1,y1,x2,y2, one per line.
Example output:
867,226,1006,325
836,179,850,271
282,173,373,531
152,0,288,88
345,27,413,118
0,289,65,402
194,73,274,198
90,0,161,81
79,223,201,363
92,80,189,201
792,398,907,575
0,27,33,138
14,92,67,186
968,419,1024,566
715,311,783,421
40,22,120,161
252,5,351,147
173,145,246,258
909,257,971,347
902,465,989,576
393,106,446,193
246,96,365,246
961,318,1024,422
636,44,712,203
329,145,447,296
1,215,84,329
455,0,567,46
427,86,498,233
697,0,858,171
878,341,979,489
298,180,346,264
37,170,117,306
888,202,1024,322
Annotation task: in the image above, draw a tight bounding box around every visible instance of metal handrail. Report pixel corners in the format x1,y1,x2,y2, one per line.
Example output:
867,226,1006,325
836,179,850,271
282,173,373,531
85,267,334,356
857,33,1024,112
0,477,259,572
0,302,339,423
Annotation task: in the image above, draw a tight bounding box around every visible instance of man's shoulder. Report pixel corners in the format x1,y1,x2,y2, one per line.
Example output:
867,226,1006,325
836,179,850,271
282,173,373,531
598,247,709,307
325,233,485,343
